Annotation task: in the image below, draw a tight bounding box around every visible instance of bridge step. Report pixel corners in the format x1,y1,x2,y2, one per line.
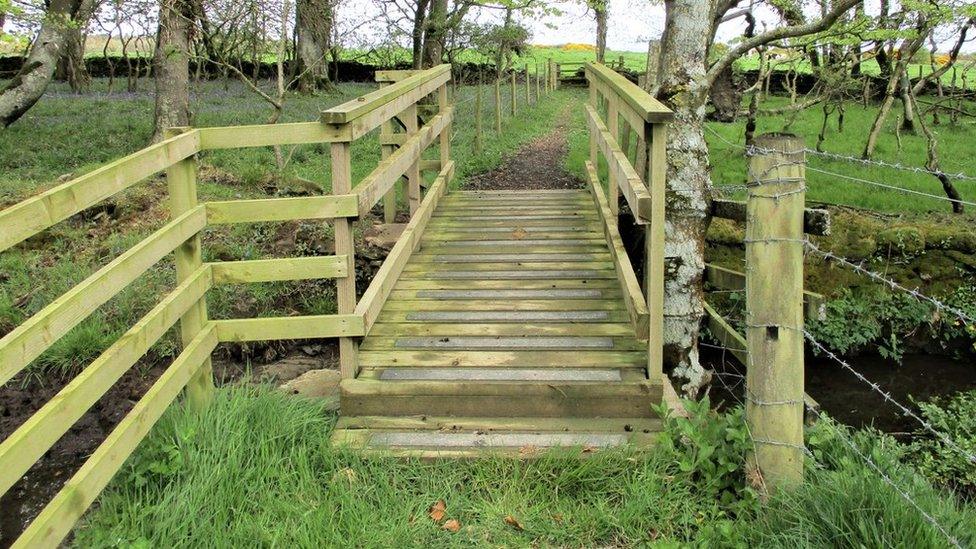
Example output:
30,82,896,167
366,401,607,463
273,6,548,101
339,379,661,418
330,416,662,457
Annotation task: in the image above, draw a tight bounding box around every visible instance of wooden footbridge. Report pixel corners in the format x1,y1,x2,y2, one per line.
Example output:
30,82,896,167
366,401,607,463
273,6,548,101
0,63,681,546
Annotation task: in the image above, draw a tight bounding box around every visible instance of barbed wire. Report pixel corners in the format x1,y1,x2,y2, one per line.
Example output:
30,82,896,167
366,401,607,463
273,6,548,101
804,240,976,326
804,165,976,208
802,148,976,182
803,329,976,466
814,409,964,549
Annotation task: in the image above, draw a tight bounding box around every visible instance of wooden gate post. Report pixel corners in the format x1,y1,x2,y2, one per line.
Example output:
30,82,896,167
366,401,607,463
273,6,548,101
745,133,806,490
494,78,502,132
164,127,214,411
331,142,358,379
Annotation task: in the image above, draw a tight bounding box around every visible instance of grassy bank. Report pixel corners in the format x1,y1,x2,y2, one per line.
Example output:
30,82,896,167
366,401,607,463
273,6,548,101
73,386,976,547
0,78,576,379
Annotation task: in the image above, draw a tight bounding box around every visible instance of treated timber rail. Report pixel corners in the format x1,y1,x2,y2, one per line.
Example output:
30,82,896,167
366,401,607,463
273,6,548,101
0,61,814,545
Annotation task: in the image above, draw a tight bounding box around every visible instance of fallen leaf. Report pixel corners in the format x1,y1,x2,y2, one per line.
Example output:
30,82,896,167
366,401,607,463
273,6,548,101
504,515,524,530
428,500,447,523
581,445,597,454
518,445,539,457
443,519,461,532
512,227,528,240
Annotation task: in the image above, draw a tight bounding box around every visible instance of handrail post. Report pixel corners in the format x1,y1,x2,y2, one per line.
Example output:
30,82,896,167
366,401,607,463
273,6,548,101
378,80,398,224
524,65,531,105
745,133,806,491
404,103,422,215
438,81,451,169
164,127,214,411
535,61,541,100
646,122,666,385
475,75,484,154
587,69,598,169
606,96,620,216
331,141,358,379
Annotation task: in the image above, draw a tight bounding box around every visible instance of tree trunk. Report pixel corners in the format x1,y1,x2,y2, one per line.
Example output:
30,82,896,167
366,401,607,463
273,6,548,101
55,22,91,93
421,0,447,68
656,0,713,394
594,1,608,63
899,71,915,132
410,0,430,69
295,0,332,93
152,0,194,142
494,7,513,77
0,0,90,127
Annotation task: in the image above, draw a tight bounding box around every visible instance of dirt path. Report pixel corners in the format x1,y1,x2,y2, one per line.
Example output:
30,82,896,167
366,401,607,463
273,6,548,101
462,112,585,191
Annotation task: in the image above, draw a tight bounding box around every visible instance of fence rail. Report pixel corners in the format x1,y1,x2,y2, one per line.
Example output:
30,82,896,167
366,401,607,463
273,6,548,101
0,64,455,549
583,61,671,383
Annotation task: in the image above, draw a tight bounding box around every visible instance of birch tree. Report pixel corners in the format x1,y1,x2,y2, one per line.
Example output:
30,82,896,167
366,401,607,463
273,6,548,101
652,0,859,393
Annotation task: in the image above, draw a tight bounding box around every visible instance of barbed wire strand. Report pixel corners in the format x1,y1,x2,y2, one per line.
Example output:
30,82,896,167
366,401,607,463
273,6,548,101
804,165,976,208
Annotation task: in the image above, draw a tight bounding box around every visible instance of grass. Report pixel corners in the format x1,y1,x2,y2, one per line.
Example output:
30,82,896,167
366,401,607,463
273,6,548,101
72,386,976,547
0,77,575,378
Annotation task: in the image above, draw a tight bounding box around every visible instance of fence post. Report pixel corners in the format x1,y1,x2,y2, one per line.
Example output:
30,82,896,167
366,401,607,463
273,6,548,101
524,66,531,104
745,133,806,491
165,127,214,411
510,70,517,115
475,75,484,154
606,97,619,215
555,63,561,89
494,78,503,132
535,61,541,100
331,142,358,380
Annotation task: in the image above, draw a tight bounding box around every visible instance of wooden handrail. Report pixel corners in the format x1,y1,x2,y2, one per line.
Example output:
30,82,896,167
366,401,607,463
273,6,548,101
0,130,201,253
0,206,207,385
585,62,672,123
584,104,652,223
321,64,450,125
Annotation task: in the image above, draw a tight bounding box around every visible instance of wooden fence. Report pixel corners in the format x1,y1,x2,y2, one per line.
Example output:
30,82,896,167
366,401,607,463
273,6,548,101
583,61,671,384
0,64,455,548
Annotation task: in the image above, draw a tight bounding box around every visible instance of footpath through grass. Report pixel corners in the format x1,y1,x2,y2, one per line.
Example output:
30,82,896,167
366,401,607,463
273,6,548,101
74,386,976,547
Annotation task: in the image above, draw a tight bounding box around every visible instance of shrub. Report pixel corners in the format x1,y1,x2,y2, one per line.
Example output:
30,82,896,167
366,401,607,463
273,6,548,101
909,390,976,500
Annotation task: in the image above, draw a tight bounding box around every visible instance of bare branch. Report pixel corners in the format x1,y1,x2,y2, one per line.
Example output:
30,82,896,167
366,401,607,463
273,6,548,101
704,0,860,90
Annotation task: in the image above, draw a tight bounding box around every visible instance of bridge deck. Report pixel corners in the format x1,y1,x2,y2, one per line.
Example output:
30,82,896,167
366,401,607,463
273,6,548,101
333,189,663,455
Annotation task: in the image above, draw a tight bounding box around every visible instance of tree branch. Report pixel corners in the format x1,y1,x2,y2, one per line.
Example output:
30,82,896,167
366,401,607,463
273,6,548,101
704,0,860,90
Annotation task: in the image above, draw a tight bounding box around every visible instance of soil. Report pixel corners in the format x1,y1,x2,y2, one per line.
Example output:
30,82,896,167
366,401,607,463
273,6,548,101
462,125,585,190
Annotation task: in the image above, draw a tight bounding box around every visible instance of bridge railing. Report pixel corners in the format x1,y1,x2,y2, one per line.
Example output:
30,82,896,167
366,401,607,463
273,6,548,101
583,61,672,384
0,63,454,548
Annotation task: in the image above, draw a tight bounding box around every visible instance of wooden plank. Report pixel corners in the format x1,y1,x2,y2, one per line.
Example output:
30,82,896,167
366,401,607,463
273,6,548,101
0,267,212,499
368,309,631,323
584,160,650,341
423,232,604,243
322,65,449,124
205,194,359,224
704,263,825,321
393,279,620,290
336,415,661,434
355,162,454,334
367,322,635,337
354,109,453,213
198,121,349,149
214,314,365,342
0,206,207,386
0,130,200,253
711,199,831,236
584,62,672,123
323,67,451,140
11,324,218,549
374,69,423,83
210,255,348,284
646,123,667,382
410,252,611,262
585,104,652,224
357,348,646,368
381,299,624,310
364,336,644,351
402,261,613,272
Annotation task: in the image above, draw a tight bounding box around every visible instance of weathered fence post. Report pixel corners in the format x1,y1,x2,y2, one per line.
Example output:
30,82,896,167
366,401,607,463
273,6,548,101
475,75,484,154
331,142,358,380
165,127,214,411
554,63,561,89
510,70,517,115
745,133,806,490
524,65,531,104
535,61,541,100
494,78,502,132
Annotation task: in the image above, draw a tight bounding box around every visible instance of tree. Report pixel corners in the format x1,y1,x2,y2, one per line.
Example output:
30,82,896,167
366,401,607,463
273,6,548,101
0,0,97,127
590,0,607,63
152,0,195,141
295,0,334,92
653,0,859,393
